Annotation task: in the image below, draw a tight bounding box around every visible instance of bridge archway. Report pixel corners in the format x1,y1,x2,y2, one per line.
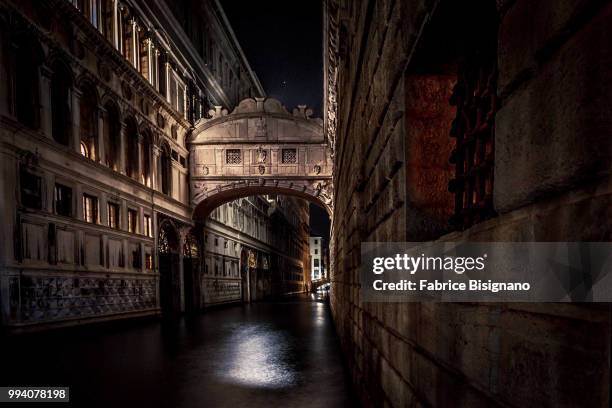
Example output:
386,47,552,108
189,97,333,221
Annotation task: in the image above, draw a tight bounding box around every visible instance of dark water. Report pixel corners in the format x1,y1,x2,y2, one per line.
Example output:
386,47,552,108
0,295,357,408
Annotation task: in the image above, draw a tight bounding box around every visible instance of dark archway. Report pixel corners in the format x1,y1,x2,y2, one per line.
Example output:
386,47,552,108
192,184,332,222
12,33,43,129
182,229,202,313
50,59,72,146
102,100,121,170
124,116,139,179
160,143,172,195
158,220,180,315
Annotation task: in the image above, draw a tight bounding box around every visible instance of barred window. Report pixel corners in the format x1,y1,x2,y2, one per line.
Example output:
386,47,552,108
448,3,499,230
281,149,297,164
226,149,241,164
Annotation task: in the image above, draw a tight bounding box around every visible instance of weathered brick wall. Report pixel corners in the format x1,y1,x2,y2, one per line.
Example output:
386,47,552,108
329,0,612,406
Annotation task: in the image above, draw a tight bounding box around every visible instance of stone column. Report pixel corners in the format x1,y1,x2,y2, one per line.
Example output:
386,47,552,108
75,183,83,221
149,144,160,190
152,144,161,192
112,0,119,49
136,134,145,184
39,66,54,140
99,192,108,228
71,88,82,154
97,106,106,164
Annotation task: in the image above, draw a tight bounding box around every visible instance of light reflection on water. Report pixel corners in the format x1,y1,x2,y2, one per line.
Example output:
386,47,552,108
224,325,298,389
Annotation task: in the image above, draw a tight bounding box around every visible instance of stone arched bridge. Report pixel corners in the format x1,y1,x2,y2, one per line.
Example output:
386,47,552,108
189,97,333,220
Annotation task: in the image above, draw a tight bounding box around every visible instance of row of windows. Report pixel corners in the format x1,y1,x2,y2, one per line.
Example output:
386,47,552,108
204,259,239,277
224,149,298,165
68,0,204,120
204,233,239,253
21,167,153,237
8,33,179,197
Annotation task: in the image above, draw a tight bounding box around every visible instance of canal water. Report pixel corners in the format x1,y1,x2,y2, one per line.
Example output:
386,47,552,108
0,295,356,407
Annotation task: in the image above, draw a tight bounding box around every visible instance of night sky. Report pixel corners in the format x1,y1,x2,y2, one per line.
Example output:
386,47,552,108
220,0,323,116
221,0,330,238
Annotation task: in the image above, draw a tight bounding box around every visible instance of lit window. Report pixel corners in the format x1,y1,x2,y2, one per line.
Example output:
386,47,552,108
107,202,120,229
226,149,241,164
128,209,138,233
81,142,89,158
168,71,186,118
143,214,152,237
281,149,297,164
145,253,153,270
83,194,98,224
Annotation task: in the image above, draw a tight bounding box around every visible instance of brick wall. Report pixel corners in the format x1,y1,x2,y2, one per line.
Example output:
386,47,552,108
328,0,612,406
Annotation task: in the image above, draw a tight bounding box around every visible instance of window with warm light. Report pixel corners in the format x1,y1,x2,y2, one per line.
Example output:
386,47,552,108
143,214,152,237
83,194,98,224
127,209,138,233
107,202,120,229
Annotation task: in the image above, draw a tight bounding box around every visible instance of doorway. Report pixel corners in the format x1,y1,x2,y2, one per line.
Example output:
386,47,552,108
158,222,180,315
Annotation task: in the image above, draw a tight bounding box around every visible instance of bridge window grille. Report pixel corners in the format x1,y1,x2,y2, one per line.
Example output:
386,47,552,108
226,149,241,165
448,31,499,230
281,149,297,164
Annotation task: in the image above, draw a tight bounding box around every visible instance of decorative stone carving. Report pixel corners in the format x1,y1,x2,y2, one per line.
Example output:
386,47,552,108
324,0,339,157
14,275,156,322
98,60,111,82
256,146,267,163
140,98,150,115
121,81,132,100
254,117,266,137
156,112,165,128
190,97,334,214
293,105,313,118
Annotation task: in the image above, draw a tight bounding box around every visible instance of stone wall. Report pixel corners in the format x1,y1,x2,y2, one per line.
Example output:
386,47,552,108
327,0,612,406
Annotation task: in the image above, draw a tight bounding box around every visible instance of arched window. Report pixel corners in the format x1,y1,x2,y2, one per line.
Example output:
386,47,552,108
160,144,171,195
140,130,152,186
158,222,178,254
50,60,72,146
12,35,41,129
124,117,138,178
103,101,121,170
183,231,200,259
79,82,98,160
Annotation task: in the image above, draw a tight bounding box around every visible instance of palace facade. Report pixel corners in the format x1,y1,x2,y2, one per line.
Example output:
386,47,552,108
0,0,309,332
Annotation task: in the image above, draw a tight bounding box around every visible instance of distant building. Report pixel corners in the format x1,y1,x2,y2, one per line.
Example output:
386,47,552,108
203,195,309,305
309,236,328,280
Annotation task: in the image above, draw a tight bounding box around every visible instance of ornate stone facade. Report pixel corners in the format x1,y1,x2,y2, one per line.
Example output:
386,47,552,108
0,0,311,331
190,97,334,217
